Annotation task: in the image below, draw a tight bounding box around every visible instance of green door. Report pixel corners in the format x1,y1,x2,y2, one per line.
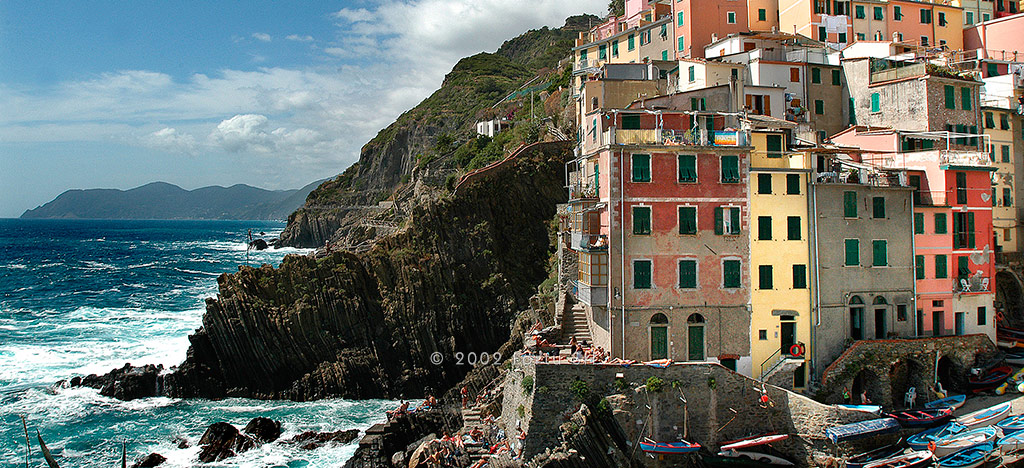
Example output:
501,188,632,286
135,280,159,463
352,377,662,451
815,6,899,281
781,321,796,354
651,326,668,360
688,325,705,361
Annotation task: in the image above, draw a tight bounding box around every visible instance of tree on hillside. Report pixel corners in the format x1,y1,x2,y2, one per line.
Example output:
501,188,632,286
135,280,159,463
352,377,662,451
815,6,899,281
608,0,624,17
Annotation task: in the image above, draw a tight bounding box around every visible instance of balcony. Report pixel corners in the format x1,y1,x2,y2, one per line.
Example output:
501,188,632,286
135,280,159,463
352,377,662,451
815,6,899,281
574,281,608,307
815,168,907,187
569,233,608,251
940,150,992,168
603,128,749,147
870,62,927,84
574,59,603,75
568,181,598,199
957,276,991,293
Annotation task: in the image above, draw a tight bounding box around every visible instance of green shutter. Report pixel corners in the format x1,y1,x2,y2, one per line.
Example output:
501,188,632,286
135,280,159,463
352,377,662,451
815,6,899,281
766,134,783,157
714,207,724,235
628,34,635,50
914,212,924,234
612,41,618,56
631,154,650,181
916,255,925,279
958,256,969,279
832,69,841,85
599,44,607,60
634,260,651,289
758,173,772,194
812,67,821,83
688,66,695,82
622,115,642,130
758,216,772,240
844,191,858,217
953,213,964,249
678,36,685,53
874,6,884,19
633,206,651,235
961,87,972,110
986,112,995,128
721,155,739,183
845,239,860,266
678,155,697,182
759,265,773,289
873,196,886,218
724,260,741,288
815,100,824,114
849,97,857,125
872,240,887,266
968,212,975,248
871,93,880,112
945,85,955,109
679,206,697,235
679,260,696,288
691,98,699,110
730,207,741,234
855,5,865,17
895,5,902,19
678,11,685,26
935,254,948,278
788,216,801,240
793,264,807,289
787,174,800,194
662,50,668,61
758,8,766,20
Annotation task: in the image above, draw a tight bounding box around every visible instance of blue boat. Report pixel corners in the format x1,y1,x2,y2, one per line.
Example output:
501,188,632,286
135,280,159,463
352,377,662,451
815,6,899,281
639,438,701,454
936,441,995,468
933,427,998,457
997,414,1024,434
907,422,968,451
845,443,903,468
826,418,900,444
835,404,884,414
997,431,1024,454
924,394,966,411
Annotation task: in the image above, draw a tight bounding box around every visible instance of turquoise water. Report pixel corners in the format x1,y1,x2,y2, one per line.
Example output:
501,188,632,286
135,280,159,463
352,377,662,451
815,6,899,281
0,219,393,467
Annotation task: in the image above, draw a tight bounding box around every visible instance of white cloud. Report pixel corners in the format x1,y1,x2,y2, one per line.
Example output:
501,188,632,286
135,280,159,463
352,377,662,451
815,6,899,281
333,8,374,23
286,34,314,42
144,127,198,155
251,32,272,42
209,114,274,153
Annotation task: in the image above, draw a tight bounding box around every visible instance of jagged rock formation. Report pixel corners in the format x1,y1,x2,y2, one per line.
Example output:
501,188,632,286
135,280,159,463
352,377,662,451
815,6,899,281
163,142,571,400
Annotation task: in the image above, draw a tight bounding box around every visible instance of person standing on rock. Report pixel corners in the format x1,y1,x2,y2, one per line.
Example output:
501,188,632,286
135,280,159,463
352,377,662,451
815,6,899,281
461,386,469,408
842,387,851,404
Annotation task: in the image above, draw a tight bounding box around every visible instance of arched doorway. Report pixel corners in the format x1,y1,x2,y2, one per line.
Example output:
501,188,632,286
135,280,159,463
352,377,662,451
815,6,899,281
997,270,1024,329
890,358,925,408
649,313,669,360
873,296,888,339
851,367,881,404
687,313,705,361
937,355,958,394
849,296,865,340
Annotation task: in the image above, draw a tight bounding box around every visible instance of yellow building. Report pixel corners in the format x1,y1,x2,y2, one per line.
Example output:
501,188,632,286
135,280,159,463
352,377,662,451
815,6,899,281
851,0,889,41
933,3,964,51
984,105,1021,252
747,124,813,390
748,0,780,32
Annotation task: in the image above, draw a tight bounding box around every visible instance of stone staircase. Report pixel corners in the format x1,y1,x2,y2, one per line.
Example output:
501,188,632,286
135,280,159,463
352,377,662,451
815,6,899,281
561,303,593,344
762,357,806,390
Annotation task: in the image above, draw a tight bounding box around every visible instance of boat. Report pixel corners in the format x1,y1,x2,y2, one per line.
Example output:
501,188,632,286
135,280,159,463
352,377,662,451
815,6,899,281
997,366,1024,394
719,433,789,452
1005,349,1024,366
846,444,905,468
924,395,966,411
935,441,995,468
718,450,794,466
826,418,901,444
639,438,701,454
957,401,1012,429
862,450,933,468
702,454,776,467
907,422,968,451
932,427,998,457
885,408,953,428
999,326,1024,340
835,404,884,414
997,431,1024,454
968,365,1013,393
997,414,1024,434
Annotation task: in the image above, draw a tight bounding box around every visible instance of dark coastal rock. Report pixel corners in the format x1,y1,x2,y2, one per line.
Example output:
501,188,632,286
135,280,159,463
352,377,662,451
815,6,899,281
344,410,462,468
249,238,269,250
286,429,360,450
242,417,282,443
131,453,166,468
197,422,254,463
78,363,164,400
172,435,190,449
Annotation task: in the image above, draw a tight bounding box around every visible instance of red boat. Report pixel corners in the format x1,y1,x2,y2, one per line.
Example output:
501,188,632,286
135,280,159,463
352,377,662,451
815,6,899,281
969,365,1013,393
719,433,789,451
884,408,953,428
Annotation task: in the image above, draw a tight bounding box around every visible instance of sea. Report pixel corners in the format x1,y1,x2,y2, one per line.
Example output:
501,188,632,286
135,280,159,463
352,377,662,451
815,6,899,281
0,219,395,467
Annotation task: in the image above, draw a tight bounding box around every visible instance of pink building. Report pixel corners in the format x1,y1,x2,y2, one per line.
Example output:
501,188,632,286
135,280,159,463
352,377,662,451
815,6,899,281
963,13,1024,60
673,0,750,58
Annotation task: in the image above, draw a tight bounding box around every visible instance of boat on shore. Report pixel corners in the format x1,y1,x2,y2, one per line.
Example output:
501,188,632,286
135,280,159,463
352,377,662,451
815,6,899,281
997,414,1024,434
969,365,1013,393
827,418,900,443
932,427,998,457
907,422,968,451
639,438,700,454
924,395,966,411
846,444,905,468
719,433,789,452
885,408,953,428
935,441,996,468
835,404,884,414
956,401,1011,429
997,431,1024,454
862,450,933,468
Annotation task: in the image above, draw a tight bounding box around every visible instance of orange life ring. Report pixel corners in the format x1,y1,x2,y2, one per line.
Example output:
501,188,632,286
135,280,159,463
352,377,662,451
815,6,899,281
789,344,805,357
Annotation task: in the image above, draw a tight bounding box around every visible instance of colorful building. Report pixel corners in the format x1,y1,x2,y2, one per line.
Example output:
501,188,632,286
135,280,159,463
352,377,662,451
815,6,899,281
981,90,1023,252
672,0,750,58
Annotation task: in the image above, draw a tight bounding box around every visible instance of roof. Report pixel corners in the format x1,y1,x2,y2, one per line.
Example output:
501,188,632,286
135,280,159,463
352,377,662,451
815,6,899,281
744,114,798,129
704,31,823,50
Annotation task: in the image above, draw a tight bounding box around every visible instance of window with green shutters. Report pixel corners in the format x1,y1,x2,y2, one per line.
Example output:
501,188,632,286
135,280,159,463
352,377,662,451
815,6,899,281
966,11,974,24
986,112,995,128
812,67,821,83
727,11,736,23
755,173,771,194
759,265,773,289
688,66,695,82
678,11,684,26
1004,187,1013,206
1001,114,1010,130
723,259,741,288
715,207,741,235
628,34,635,50
871,93,880,112
955,172,966,204
766,134,783,157
849,98,856,125
961,87,972,110
872,196,885,218
874,6,884,19
612,41,619,57
634,260,652,289
832,69,841,85
957,256,969,280
679,260,697,288
920,8,931,23
758,216,772,240
721,155,740,183
786,174,800,194
631,153,650,182
622,115,642,130
894,5,903,20
758,8,766,20
935,254,948,278
793,264,807,288
855,5,865,18
944,85,955,109
916,255,925,279
599,44,607,60
787,216,801,240
914,213,924,234
844,191,858,217
633,206,651,235
845,239,860,266
580,49,587,61
872,240,888,266
935,213,947,234
1002,145,1010,162
678,206,697,235
678,155,697,182
815,100,824,114
678,36,685,53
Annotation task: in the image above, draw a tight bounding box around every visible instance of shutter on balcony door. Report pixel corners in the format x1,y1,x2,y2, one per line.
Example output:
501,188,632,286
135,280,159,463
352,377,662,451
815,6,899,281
730,208,741,234
746,94,752,110
714,207,724,235
764,95,771,116
968,212,975,248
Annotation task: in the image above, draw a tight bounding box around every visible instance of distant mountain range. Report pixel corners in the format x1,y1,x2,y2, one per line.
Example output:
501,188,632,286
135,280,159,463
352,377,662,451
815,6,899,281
20,180,325,220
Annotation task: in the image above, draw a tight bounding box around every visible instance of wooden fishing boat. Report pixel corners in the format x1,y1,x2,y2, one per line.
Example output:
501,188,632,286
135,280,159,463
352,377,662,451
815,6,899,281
719,434,789,452
640,438,701,454
924,394,966,411
997,366,1024,394
718,450,794,466
957,401,1011,429
835,404,884,414
969,365,1013,393
1005,349,1024,366
826,418,900,444
907,422,968,451
997,431,1024,454
885,408,953,428
935,441,996,468
846,444,904,468
862,450,933,468
997,414,1024,434
702,454,775,467
932,427,998,457
998,326,1024,340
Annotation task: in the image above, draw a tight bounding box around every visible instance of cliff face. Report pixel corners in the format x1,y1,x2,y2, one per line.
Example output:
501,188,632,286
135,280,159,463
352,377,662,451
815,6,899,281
165,141,571,400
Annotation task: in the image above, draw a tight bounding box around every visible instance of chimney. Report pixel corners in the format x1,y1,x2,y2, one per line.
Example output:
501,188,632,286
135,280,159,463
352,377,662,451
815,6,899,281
711,33,718,43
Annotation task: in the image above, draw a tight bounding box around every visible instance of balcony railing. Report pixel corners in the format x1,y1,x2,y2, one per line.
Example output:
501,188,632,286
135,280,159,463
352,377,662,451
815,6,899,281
575,282,608,307
815,169,907,187
940,150,992,167
870,62,927,83
605,128,749,147
957,276,991,293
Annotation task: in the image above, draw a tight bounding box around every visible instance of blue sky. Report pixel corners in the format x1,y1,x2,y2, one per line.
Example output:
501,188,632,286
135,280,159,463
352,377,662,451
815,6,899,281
0,0,604,217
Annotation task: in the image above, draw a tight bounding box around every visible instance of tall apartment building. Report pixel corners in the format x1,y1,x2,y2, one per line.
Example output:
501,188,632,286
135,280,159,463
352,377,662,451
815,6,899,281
778,0,963,50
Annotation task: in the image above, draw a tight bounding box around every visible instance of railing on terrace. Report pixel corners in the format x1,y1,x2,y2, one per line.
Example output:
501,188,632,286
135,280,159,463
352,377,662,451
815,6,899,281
604,127,749,147
940,150,992,167
870,62,927,83
574,59,603,74
957,276,991,293
759,343,805,381
815,169,907,187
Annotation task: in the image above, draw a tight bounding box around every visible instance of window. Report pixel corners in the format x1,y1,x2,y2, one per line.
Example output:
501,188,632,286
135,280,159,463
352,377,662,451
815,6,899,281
766,134,783,158
874,6,884,19
758,8,766,20
790,67,800,82
920,8,932,23
1003,145,1011,163
916,255,925,279
920,36,929,46
599,44,607,60
849,98,856,125
857,32,865,40
679,259,697,288
690,97,706,110
819,26,827,41
679,206,697,235
961,87,972,110
758,265,773,289
978,306,987,326
634,259,652,289
955,171,967,204
678,154,697,183
871,92,880,112
953,212,975,248
966,11,974,24
815,100,824,115
872,240,888,266
1001,114,1010,130
758,173,772,194
759,329,768,340
786,174,800,194
812,67,821,83
894,5,903,20
678,11,685,26
838,32,847,43
678,36,685,53
758,216,772,240
855,5,865,18
631,153,651,182
958,256,970,281
787,216,801,240
688,66,695,82
727,11,736,23
984,13,990,21
633,206,652,235
628,34,635,50
661,50,668,61
944,85,955,109
579,252,608,286
938,11,946,26
897,304,908,322
715,206,741,235
1004,187,1013,207
986,112,996,128
935,213,947,234
721,155,740,183
832,69,841,85
844,191,857,217
723,259,741,288
793,264,808,289
580,49,587,61
872,196,885,218
845,239,860,266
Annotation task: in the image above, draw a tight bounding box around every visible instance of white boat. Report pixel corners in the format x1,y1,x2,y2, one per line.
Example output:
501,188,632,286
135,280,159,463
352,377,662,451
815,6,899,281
718,450,795,466
932,426,998,457
997,431,1024,454
957,401,1011,429
835,404,883,414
